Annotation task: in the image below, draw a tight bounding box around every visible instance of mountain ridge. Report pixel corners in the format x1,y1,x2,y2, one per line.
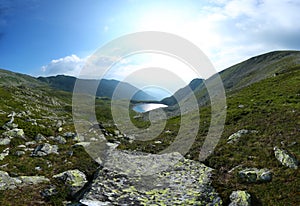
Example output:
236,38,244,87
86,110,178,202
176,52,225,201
162,50,300,109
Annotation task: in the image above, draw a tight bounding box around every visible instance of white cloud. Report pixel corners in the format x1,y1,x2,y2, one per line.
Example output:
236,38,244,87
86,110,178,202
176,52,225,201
40,54,85,77
202,0,300,70
133,0,300,71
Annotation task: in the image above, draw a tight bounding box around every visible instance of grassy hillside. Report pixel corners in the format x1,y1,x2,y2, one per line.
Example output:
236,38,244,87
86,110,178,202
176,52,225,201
165,51,300,111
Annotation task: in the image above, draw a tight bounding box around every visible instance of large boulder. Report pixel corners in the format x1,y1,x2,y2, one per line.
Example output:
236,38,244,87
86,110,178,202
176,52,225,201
0,170,21,190
53,169,87,196
229,190,251,206
80,151,222,205
274,146,298,169
31,143,59,156
238,168,272,183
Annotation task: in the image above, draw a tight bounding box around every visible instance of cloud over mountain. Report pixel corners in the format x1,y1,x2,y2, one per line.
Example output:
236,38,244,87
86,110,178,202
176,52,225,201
41,55,85,77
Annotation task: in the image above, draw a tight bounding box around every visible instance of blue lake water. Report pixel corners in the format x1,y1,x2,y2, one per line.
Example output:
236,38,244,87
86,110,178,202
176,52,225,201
132,103,168,113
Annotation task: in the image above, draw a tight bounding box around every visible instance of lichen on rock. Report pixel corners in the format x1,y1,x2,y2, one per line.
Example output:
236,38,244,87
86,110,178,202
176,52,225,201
238,168,272,183
0,170,49,190
80,151,222,205
274,146,298,169
227,129,258,144
229,190,251,206
53,169,87,196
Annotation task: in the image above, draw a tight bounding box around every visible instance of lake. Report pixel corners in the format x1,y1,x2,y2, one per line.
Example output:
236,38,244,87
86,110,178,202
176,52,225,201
132,103,168,113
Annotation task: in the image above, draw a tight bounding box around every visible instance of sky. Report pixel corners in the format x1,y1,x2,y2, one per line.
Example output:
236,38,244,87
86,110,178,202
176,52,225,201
1,0,300,93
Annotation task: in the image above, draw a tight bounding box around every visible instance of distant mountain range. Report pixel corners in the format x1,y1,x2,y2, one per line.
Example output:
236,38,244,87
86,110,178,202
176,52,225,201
37,75,156,101
1,50,300,104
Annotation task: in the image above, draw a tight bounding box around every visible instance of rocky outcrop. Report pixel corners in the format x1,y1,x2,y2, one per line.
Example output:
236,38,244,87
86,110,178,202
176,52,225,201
238,168,272,183
80,151,222,205
229,190,251,206
0,170,49,190
31,143,59,156
227,129,258,144
274,146,298,169
53,169,87,196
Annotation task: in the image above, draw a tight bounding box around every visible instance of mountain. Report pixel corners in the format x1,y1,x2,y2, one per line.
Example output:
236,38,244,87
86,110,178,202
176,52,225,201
38,75,155,101
0,68,45,87
161,78,204,106
163,50,300,108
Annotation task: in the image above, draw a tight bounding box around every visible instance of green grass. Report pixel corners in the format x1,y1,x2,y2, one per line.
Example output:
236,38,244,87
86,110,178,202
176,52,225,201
0,63,299,205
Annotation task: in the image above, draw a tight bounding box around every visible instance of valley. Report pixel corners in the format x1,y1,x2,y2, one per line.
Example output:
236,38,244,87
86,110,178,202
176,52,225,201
0,51,299,205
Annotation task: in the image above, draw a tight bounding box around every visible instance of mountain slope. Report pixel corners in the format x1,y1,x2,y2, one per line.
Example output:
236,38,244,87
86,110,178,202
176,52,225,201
0,68,45,87
164,50,300,109
161,78,203,106
218,50,300,92
38,75,155,101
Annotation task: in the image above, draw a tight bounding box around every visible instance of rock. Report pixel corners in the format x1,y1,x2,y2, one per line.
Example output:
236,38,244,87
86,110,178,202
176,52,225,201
18,176,50,185
0,170,49,190
53,169,87,196
54,136,67,144
0,170,21,190
35,166,42,171
0,148,9,161
238,168,272,183
2,122,18,130
64,132,76,138
7,111,16,124
31,143,59,156
35,133,47,142
227,129,258,144
229,190,251,206
2,128,25,139
56,120,63,128
114,130,120,136
0,137,11,145
274,146,298,169
25,141,36,146
80,151,222,205
41,185,58,199
73,142,91,148
15,151,26,156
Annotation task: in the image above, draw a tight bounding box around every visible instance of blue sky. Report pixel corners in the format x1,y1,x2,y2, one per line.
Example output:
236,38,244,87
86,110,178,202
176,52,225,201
1,0,300,90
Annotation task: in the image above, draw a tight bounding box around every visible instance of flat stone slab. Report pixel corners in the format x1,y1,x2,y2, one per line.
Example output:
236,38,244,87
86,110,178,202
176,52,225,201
80,151,222,205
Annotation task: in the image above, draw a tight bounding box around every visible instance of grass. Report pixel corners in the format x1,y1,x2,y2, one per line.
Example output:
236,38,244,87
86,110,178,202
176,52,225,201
0,63,299,205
